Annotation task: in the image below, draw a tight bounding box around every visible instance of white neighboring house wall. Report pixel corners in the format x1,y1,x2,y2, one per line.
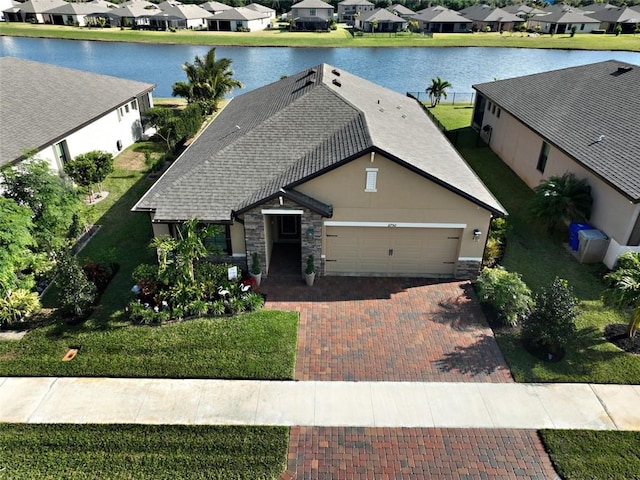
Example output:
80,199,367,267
35,94,153,175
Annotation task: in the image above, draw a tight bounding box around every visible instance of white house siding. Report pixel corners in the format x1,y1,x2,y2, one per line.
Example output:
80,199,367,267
484,107,637,265
186,18,207,28
36,101,145,174
244,17,270,30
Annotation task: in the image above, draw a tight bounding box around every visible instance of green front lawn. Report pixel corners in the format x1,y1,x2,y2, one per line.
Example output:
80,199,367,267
0,424,288,480
0,311,298,379
540,430,640,480
430,105,640,385
1,23,639,51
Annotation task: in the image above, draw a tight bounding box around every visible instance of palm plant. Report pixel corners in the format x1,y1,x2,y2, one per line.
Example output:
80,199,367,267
530,172,592,233
172,48,243,115
604,251,640,338
425,77,452,107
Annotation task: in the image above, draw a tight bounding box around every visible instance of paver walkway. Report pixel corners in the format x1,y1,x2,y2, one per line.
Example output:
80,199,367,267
262,277,512,383
282,427,558,480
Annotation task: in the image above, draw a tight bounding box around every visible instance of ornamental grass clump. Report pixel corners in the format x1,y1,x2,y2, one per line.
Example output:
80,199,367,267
475,266,533,327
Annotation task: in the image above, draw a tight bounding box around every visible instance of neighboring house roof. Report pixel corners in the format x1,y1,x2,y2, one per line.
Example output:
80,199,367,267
291,0,334,9
473,60,640,202
361,8,405,23
586,6,640,23
339,0,374,5
18,0,66,14
390,4,415,15
200,1,233,13
0,57,155,167
535,8,600,24
581,2,618,13
154,4,212,20
210,6,266,21
413,6,471,23
87,0,117,7
459,4,522,22
44,3,111,15
502,4,545,16
244,3,275,14
108,3,162,17
121,0,157,7
134,64,505,223
542,4,586,14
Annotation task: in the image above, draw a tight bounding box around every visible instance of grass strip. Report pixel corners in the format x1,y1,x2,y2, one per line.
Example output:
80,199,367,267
540,430,640,480
0,311,298,379
1,23,639,51
0,424,289,480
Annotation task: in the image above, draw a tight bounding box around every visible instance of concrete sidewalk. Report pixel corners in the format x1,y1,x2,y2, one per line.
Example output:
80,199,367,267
2,377,639,430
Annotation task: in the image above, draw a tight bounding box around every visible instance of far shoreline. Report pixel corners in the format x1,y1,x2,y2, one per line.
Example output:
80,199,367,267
1,23,639,52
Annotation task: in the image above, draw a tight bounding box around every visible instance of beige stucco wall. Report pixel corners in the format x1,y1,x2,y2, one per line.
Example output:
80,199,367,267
485,109,636,246
297,152,493,260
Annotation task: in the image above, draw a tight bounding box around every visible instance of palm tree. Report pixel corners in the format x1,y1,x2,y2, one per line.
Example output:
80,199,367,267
604,251,640,338
425,77,452,107
172,48,243,115
530,172,593,233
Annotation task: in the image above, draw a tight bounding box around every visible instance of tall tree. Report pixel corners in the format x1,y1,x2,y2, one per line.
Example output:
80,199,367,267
1,160,81,254
426,77,452,107
172,48,243,115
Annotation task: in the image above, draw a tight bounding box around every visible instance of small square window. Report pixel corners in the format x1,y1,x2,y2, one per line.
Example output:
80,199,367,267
365,168,378,192
131,100,138,110
492,104,496,114
125,104,130,113
497,108,501,118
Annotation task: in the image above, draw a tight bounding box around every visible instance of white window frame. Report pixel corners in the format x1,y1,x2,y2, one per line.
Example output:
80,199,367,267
365,168,378,192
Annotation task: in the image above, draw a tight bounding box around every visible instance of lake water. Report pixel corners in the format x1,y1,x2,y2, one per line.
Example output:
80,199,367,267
1,36,639,98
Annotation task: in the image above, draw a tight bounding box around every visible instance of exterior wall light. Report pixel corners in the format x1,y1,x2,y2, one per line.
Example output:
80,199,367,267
473,229,482,241
306,227,315,242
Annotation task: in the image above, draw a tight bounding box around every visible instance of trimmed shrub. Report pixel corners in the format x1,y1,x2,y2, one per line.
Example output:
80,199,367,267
522,277,579,352
475,267,533,327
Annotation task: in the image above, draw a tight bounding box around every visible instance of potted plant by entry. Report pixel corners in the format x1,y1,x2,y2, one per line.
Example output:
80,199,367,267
250,252,262,287
305,254,316,286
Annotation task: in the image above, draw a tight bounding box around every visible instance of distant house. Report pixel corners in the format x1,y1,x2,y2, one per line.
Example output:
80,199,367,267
244,2,276,21
0,58,155,175
356,8,406,32
290,0,334,31
201,1,233,15
529,7,601,33
133,64,505,280
389,4,415,20
337,0,374,24
413,6,471,33
207,6,272,31
585,6,640,34
472,61,640,267
459,4,523,31
98,0,161,28
502,4,546,18
1,0,21,21
44,2,111,26
145,3,212,30
3,0,65,23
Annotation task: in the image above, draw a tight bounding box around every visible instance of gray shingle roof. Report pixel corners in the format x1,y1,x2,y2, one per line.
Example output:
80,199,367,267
0,57,155,166
473,60,640,202
413,6,471,23
134,64,505,222
291,0,334,9
210,6,265,21
361,8,405,22
535,8,600,23
460,4,522,22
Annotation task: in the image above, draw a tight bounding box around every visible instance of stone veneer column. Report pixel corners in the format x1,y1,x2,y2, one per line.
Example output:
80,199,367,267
454,259,482,280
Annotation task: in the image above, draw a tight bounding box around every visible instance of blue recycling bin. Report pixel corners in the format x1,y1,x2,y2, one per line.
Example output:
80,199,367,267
569,222,592,251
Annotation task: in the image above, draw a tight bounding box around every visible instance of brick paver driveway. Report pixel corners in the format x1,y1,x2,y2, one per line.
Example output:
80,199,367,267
263,277,512,383
262,276,557,479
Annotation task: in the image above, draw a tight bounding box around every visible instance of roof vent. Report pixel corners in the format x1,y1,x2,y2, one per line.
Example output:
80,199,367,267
306,76,316,86
617,66,633,73
332,68,341,76
332,79,341,87
308,68,317,76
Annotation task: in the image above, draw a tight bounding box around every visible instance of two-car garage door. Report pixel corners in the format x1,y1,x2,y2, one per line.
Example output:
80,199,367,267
324,225,461,276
